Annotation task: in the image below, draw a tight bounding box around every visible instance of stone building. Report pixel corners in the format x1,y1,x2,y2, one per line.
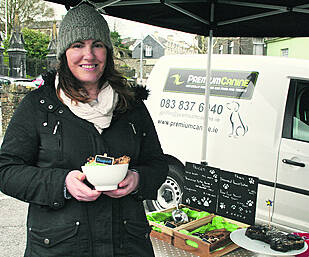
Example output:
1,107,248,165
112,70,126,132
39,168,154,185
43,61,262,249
27,20,61,37
212,37,265,55
131,33,197,59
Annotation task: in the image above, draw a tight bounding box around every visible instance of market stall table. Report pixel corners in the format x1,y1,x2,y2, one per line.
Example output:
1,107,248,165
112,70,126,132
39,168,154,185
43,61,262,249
151,237,296,257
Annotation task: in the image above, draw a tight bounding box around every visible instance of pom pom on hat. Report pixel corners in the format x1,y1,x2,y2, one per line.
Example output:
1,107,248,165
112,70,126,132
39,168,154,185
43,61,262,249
57,3,113,59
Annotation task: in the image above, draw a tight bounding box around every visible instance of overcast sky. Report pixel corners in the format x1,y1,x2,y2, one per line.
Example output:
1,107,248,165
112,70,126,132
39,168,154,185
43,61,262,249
47,2,196,44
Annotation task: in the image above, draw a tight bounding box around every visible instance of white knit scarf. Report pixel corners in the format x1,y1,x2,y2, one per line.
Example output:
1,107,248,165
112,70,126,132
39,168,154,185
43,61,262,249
55,75,118,133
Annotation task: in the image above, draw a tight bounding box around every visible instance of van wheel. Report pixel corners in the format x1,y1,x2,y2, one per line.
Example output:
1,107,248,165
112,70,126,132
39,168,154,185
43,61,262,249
145,165,184,212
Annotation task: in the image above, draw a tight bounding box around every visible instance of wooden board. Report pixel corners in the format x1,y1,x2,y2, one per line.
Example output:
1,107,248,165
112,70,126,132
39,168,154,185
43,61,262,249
173,217,248,257
148,205,215,245
150,230,173,244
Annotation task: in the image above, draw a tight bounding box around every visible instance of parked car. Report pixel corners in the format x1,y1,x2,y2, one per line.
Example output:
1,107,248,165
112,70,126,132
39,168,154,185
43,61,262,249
31,75,45,88
0,76,38,89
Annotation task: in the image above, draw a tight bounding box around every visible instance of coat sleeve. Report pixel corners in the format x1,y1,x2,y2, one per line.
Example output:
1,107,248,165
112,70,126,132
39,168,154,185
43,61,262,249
0,93,68,209
131,103,168,200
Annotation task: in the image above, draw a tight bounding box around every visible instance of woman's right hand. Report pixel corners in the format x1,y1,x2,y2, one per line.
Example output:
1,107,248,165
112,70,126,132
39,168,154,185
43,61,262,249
65,170,102,201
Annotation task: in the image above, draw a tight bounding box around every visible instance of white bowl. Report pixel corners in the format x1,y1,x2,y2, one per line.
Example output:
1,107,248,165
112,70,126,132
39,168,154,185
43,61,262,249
81,164,129,191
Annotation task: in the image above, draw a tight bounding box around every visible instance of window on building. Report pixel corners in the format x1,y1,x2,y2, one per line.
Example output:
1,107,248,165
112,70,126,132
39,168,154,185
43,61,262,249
281,48,289,57
228,41,234,54
219,45,223,54
145,45,153,57
252,37,265,55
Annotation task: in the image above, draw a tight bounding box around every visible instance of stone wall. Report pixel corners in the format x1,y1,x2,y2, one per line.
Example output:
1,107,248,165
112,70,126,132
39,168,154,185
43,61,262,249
0,58,156,135
0,84,35,135
115,57,156,80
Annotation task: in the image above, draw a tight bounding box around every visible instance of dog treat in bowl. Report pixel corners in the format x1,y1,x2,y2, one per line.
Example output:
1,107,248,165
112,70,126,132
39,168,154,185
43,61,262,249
82,154,130,191
85,154,131,166
113,155,131,165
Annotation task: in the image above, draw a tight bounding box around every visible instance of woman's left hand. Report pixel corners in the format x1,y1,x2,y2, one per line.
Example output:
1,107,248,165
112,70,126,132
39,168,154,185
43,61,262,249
103,169,139,198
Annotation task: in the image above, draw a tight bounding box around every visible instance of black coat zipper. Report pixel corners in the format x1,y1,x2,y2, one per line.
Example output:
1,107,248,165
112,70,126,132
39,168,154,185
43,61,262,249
53,120,63,160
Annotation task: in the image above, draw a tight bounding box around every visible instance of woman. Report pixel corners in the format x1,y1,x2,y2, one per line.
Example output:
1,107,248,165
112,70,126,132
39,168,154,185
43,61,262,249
0,3,168,257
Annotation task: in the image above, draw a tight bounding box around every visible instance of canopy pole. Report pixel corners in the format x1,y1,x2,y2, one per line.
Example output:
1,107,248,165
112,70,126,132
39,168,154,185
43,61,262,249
201,30,213,164
140,35,144,84
201,2,214,165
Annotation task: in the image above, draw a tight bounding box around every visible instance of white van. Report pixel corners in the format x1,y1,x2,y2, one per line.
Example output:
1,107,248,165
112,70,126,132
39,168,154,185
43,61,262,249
144,54,309,232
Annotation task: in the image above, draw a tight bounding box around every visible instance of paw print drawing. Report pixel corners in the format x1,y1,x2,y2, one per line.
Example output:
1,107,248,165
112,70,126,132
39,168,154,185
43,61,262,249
219,202,226,209
247,200,254,207
248,178,255,184
192,196,197,202
209,169,216,175
239,207,243,212
222,183,229,190
201,197,212,207
231,205,236,210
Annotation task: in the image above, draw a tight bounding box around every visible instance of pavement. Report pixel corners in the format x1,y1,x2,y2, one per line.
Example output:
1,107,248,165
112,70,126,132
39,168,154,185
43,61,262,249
0,124,27,257
0,192,27,257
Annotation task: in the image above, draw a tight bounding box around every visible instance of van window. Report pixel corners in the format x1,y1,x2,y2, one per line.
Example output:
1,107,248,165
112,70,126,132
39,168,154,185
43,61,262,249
283,79,309,142
293,87,309,141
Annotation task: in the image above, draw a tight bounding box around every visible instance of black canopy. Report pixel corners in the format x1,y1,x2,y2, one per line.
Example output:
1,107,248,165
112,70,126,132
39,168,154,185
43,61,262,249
46,0,309,37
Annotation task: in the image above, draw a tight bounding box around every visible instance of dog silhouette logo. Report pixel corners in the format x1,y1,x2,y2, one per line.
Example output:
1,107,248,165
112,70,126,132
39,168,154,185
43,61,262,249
226,102,248,137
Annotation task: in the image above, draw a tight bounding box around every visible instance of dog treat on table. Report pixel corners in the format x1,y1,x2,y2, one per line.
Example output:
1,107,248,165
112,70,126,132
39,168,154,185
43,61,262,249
245,224,305,252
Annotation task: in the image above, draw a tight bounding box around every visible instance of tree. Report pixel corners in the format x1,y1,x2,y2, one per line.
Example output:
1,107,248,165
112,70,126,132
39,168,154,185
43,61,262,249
0,0,54,36
194,35,219,54
110,31,121,48
22,28,50,59
3,28,50,58
110,31,129,50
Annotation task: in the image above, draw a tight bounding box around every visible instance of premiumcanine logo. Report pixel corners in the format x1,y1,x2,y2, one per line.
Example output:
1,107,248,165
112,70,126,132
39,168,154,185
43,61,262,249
170,74,185,86
164,68,258,100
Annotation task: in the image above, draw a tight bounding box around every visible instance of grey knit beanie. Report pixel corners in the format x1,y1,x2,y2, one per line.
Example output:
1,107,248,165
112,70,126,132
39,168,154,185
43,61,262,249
57,3,113,59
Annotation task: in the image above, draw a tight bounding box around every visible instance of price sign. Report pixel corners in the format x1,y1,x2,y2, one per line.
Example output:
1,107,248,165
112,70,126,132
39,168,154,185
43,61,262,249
183,162,220,213
216,170,258,225
183,162,258,225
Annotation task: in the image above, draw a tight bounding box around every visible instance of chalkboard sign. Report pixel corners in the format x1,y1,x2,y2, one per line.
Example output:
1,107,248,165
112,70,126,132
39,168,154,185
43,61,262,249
183,162,220,213
216,170,258,225
183,162,258,225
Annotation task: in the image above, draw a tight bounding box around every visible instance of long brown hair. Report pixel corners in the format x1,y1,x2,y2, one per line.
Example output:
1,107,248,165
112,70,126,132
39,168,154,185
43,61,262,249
56,48,135,113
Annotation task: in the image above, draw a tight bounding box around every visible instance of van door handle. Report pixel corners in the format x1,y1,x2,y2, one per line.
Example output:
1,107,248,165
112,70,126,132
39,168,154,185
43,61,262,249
282,159,305,167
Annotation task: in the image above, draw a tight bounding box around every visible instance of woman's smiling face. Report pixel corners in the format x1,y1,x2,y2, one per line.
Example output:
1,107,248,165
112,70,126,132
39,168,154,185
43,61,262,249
66,39,107,88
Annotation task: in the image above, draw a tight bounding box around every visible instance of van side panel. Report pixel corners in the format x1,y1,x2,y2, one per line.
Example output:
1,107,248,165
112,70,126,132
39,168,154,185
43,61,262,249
146,54,309,231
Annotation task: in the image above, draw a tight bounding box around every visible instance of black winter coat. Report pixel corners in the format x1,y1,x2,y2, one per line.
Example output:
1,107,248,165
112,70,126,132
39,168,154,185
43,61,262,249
0,72,168,257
